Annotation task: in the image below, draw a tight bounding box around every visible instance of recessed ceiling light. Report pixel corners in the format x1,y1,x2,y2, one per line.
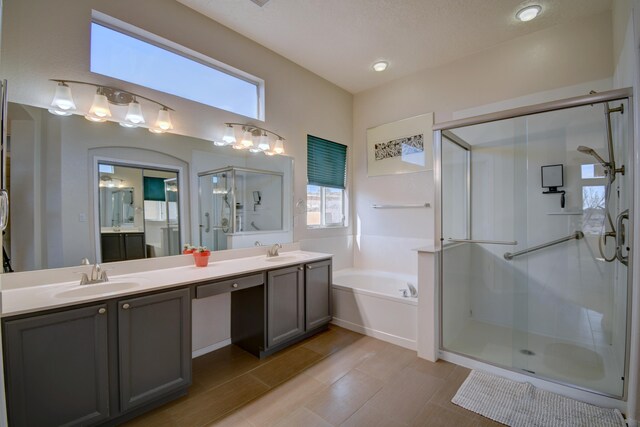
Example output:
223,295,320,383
372,61,388,72
516,5,542,22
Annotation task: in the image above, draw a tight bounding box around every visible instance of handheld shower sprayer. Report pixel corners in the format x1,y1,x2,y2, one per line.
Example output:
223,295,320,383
577,146,609,169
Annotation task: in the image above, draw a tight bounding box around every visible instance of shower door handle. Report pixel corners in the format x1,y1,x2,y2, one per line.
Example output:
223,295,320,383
616,209,629,266
0,189,8,231
204,212,210,233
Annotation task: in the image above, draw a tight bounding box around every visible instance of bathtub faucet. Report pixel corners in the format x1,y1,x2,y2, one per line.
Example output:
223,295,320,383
407,283,418,298
399,283,418,298
267,243,282,257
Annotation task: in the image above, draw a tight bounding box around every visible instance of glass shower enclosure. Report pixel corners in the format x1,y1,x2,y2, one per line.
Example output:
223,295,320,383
198,166,284,251
435,88,633,398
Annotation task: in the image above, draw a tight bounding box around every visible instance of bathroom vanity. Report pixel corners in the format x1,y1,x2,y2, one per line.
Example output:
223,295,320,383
1,251,332,426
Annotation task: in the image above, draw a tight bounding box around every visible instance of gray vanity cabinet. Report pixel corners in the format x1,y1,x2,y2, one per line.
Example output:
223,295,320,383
101,232,146,262
3,304,110,427
117,288,192,412
305,259,332,330
266,265,305,348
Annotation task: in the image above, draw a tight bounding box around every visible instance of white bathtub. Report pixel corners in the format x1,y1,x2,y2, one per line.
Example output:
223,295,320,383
332,269,418,350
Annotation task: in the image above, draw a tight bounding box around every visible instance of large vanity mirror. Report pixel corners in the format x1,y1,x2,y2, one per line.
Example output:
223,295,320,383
5,103,293,273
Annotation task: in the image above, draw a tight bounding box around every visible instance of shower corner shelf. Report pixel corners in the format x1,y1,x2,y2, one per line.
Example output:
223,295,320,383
547,211,583,216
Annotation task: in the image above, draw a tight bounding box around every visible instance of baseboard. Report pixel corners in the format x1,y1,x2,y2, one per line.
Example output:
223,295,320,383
192,339,231,358
331,318,417,351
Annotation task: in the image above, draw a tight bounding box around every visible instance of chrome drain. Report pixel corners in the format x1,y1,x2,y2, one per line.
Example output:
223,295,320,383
520,349,535,356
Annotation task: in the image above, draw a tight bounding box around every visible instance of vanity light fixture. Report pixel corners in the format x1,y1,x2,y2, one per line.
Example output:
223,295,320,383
516,5,541,22
149,107,173,134
122,99,145,128
220,123,286,156
241,129,255,149
48,82,76,116
257,132,270,151
48,79,174,133
220,124,237,146
372,61,388,72
85,90,112,122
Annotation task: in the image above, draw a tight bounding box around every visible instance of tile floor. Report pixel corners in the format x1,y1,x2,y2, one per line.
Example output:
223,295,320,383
125,325,502,427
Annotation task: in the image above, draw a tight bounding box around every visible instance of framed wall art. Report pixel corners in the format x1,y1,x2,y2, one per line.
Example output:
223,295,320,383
366,112,433,177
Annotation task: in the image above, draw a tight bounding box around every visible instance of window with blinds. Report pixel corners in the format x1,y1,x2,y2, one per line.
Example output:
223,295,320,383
307,135,347,227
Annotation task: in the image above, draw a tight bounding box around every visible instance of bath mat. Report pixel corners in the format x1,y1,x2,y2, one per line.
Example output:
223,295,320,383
451,370,626,427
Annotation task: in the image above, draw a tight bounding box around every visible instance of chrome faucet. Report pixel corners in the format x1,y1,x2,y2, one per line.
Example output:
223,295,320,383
407,283,418,298
399,283,418,298
79,263,109,285
267,243,282,257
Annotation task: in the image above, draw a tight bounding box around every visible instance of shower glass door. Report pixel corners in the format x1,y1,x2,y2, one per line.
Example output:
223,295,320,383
199,170,232,251
438,96,631,397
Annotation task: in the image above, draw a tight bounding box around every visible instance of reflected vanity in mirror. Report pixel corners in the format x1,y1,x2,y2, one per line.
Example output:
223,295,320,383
98,163,181,261
5,102,293,272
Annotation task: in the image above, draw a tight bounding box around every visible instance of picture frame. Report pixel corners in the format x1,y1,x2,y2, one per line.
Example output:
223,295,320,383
366,112,433,177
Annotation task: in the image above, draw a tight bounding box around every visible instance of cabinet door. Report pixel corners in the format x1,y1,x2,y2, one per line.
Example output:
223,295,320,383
267,265,304,348
305,259,332,330
124,233,146,260
118,288,191,412
101,233,124,262
4,304,110,427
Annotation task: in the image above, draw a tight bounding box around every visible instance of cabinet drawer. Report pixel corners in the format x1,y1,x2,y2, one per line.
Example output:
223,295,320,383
196,273,264,298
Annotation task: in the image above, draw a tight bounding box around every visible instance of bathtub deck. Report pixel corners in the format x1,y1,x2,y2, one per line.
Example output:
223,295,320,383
124,325,501,426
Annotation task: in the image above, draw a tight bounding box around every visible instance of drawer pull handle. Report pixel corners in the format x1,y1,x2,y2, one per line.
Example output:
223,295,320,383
122,303,130,310
98,308,106,315
232,283,239,288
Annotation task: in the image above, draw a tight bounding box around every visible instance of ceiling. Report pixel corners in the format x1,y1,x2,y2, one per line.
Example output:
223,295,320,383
177,0,613,94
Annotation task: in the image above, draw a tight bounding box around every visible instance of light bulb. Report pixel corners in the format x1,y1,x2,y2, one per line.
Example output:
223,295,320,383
150,108,173,133
241,129,254,148
372,61,388,72
87,92,111,119
123,100,145,127
232,138,244,150
273,138,285,155
222,124,236,145
48,82,76,116
516,5,541,22
258,133,270,151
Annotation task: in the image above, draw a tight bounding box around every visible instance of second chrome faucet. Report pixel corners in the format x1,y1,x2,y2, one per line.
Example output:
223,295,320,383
267,243,282,257
79,259,109,285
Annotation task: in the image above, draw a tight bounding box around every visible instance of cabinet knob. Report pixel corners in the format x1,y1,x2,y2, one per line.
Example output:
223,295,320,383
232,283,239,288
307,265,313,270
298,266,303,271
122,303,130,310
98,308,106,315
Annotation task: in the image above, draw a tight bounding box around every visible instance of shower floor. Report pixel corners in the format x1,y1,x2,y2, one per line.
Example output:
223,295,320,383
445,318,624,396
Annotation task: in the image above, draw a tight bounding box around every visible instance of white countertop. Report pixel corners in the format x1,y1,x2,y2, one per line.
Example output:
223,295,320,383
1,250,331,318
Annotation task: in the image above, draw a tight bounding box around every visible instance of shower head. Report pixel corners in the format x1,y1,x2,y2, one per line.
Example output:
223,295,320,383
577,146,609,167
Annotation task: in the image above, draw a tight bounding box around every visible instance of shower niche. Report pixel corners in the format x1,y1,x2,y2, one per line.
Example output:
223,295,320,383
198,167,284,251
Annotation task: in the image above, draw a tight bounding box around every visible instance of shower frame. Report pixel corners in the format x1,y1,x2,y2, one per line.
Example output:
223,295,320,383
433,87,634,400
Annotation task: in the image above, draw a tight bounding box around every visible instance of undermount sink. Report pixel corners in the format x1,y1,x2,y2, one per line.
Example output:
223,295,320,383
264,255,300,263
55,282,139,298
